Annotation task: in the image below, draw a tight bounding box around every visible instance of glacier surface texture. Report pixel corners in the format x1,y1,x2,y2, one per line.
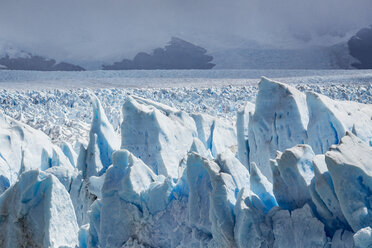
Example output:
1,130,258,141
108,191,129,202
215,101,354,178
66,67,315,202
0,77,372,247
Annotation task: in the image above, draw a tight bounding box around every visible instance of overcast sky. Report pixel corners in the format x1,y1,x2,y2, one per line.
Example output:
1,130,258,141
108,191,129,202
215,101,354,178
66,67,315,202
1,0,371,66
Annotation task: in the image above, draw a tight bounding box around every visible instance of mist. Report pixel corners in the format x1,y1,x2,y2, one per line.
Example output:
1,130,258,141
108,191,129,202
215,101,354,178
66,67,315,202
1,0,371,67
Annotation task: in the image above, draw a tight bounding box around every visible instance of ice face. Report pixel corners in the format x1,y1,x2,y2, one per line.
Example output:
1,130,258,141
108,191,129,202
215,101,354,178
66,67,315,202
121,95,197,178
191,112,237,157
272,144,315,211
331,229,354,248
215,150,250,194
248,77,309,181
236,102,255,168
99,149,156,248
85,95,120,178
61,141,78,167
204,158,237,247
248,77,372,184
234,188,273,248
0,170,78,248
325,132,372,232
0,111,75,193
189,137,213,160
250,162,277,212
271,204,327,248
1,77,372,247
354,227,372,248
186,153,213,234
309,155,350,234
307,92,372,154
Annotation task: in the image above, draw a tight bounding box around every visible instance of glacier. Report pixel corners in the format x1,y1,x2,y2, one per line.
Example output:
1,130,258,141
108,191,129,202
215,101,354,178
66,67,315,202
0,76,372,247
0,170,78,247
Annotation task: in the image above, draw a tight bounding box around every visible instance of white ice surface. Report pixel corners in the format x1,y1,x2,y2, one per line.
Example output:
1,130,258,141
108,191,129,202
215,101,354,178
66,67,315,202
0,170,79,248
0,72,372,247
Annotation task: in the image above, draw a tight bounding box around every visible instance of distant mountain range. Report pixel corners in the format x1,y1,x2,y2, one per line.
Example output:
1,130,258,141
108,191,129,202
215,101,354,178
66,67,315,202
1,26,371,71
348,25,372,69
211,42,356,70
0,49,85,71
102,37,215,70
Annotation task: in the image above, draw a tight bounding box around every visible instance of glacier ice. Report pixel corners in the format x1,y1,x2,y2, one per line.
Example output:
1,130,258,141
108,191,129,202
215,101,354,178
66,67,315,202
121,95,197,178
250,162,277,212
61,141,78,167
204,159,236,247
234,188,273,248
248,77,372,183
0,170,78,247
0,77,372,247
248,77,309,181
99,150,153,247
309,155,350,234
272,144,315,211
0,111,75,193
215,150,250,193
191,113,237,157
307,91,372,154
331,229,354,248
236,102,255,168
84,94,120,177
354,227,372,248
271,204,327,248
69,95,121,227
325,132,372,232
186,153,213,234
189,137,213,160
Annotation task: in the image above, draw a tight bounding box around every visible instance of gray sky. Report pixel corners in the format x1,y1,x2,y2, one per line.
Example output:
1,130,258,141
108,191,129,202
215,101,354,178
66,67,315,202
1,0,371,67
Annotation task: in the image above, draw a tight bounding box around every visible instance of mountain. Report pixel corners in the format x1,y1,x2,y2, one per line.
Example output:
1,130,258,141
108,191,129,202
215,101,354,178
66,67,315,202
348,25,372,69
102,37,215,70
0,47,85,71
210,43,355,69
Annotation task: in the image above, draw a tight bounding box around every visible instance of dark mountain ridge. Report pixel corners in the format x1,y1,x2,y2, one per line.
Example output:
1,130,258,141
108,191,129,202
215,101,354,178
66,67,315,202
0,53,85,71
102,37,215,70
348,25,372,69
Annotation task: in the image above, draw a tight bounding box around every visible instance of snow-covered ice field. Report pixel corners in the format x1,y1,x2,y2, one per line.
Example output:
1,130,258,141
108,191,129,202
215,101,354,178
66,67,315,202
1,69,372,146
1,69,372,88
1,69,372,247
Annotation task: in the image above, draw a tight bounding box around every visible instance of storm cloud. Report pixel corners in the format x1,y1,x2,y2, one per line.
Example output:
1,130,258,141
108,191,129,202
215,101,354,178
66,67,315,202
1,0,371,67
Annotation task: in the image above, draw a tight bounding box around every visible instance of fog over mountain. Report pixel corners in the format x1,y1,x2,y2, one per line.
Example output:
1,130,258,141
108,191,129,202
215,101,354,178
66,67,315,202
1,0,372,69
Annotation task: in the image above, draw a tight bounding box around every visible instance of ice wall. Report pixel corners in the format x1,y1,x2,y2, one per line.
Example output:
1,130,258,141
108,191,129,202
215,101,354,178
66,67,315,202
0,78,372,247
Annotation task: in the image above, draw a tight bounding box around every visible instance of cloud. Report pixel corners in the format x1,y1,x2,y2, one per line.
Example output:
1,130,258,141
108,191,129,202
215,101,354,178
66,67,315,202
1,0,371,67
